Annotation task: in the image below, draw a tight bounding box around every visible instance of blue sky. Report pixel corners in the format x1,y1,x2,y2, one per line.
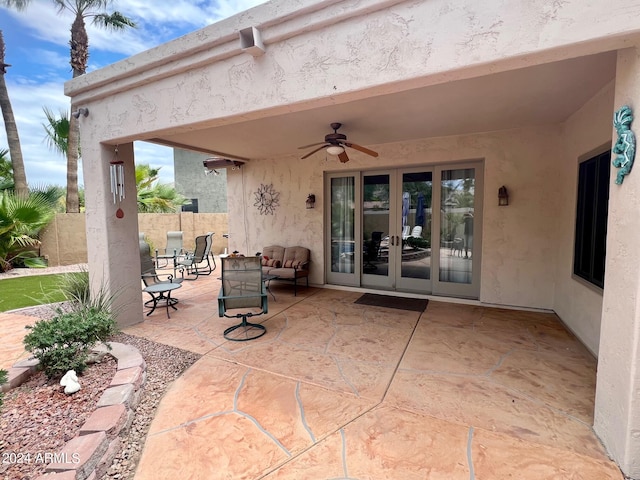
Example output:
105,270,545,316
0,0,266,187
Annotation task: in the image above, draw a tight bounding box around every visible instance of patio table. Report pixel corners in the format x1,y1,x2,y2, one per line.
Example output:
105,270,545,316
143,282,182,318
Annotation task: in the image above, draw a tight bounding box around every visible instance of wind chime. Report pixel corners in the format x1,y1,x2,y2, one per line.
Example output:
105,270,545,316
110,146,125,218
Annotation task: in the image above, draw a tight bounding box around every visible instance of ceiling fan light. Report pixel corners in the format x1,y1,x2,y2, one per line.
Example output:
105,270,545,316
326,145,345,156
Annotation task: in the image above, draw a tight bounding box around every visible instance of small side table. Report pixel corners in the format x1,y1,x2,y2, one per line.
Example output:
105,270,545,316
143,282,182,318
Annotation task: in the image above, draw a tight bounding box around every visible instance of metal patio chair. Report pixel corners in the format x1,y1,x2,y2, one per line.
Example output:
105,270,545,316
155,231,184,268
218,256,268,341
140,241,183,315
176,234,211,280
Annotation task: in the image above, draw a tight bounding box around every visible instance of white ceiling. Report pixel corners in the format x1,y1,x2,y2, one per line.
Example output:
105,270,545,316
150,51,617,161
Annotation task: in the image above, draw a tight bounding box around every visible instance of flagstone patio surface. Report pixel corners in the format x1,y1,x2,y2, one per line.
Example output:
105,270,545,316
0,269,623,479
126,274,622,479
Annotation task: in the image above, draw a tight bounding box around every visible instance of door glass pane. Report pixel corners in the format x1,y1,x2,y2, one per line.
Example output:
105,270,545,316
439,168,475,284
363,174,389,277
330,177,355,274
401,172,432,280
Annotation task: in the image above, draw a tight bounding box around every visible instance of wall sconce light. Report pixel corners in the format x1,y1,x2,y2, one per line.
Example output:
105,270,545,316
306,194,316,209
326,145,345,156
498,186,509,206
72,107,89,119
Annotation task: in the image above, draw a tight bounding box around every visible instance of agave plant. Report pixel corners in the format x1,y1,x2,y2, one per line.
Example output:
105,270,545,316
0,190,56,271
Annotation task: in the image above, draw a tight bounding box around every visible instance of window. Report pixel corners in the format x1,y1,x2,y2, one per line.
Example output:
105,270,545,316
574,150,610,288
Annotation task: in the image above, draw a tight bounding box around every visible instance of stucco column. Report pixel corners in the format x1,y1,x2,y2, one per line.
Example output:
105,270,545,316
83,142,142,328
595,46,640,478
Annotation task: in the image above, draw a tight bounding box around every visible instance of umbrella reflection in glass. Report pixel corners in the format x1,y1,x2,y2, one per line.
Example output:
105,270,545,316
415,192,425,228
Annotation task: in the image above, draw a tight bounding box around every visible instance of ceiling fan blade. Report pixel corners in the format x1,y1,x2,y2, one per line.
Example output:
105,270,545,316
338,151,350,163
298,142,326,149
344,142,379,157
300,145,328,159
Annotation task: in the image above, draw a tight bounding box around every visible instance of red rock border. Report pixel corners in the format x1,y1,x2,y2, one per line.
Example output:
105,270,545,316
1,342,146,480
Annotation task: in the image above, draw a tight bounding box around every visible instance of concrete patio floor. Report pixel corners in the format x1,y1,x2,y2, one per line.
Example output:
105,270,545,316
123,272,622,479
0,267,623,478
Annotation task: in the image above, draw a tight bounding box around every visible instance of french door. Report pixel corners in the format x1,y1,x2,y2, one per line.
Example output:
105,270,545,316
325,162,482,298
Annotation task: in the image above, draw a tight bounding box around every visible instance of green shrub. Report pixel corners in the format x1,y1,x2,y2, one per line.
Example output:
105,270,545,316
404,236,430,249
23,308,117,379
59,270,91,305
0,369,7,409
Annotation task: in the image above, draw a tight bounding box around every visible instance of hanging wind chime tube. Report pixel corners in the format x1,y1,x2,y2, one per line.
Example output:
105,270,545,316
110,146,126,218
110,147,125,205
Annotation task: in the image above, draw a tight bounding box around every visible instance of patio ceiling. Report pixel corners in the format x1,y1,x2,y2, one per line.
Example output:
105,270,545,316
148,51,617,161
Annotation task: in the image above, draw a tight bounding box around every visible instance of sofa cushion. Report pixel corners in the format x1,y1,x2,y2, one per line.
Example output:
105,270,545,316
282,246,310,268
262,258,281,267
263,246,285,263
283,259,302,268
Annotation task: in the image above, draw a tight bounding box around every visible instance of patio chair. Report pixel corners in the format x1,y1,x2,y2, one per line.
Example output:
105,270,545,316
202,232,217,274
140,241,183,312
401,225,411,239
218,256,268,341
176,234,211,280
155,231,184,268
410,226,423,238
140,241,183,286
363,231,383,272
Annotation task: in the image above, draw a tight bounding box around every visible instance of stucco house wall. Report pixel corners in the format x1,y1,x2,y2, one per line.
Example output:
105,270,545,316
174,148,228,213
63,1,640,473
225,124,564,310
552,82,615,355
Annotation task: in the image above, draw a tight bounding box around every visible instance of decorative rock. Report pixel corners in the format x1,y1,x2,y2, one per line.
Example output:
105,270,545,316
97,383,135,408
80,404,128,438
2,367,32,392
87,349,108,364
46,431,108,478
60,370,81,395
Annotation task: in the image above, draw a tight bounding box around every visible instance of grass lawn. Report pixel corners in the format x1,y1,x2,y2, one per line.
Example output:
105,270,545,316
0,274,67,312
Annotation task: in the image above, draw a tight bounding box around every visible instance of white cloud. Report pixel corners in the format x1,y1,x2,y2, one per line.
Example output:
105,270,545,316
0,0,267,188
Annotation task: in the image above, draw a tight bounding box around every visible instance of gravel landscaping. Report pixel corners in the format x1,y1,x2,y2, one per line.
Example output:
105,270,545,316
1,266,202,479
1,329,201,480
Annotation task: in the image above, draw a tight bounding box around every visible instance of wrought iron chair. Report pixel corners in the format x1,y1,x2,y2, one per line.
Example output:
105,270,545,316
140,241,183,316
218,256,268,341
176,234,211,280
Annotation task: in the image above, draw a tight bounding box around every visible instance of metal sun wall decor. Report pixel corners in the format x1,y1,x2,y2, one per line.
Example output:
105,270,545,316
612,105,636,185
254,183,280,215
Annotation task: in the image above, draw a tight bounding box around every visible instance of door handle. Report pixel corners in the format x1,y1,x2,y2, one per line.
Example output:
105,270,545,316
391,236,395,246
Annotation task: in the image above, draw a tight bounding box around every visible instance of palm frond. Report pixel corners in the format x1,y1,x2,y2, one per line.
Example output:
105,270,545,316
92,11,136,30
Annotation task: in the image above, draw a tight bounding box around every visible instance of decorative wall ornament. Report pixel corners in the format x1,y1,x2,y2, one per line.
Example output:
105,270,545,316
110,145,125,218
612,105,636,185
254,183,280,215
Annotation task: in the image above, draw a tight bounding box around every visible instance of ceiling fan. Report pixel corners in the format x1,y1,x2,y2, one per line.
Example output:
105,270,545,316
298,122,379,163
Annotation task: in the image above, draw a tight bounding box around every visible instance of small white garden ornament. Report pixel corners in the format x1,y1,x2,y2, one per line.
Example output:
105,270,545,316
60,370,81,395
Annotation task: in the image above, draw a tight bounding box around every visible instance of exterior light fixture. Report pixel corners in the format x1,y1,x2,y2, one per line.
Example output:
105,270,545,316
498,186,509,206
326,145,345,156
306,194,316,209
72,107,89,118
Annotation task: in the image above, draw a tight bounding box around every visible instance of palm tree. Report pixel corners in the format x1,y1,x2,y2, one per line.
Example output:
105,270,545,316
1,0,136,213
42,107,71,157
136,163,187,213
0,190,56,271
0,148,13,191
0,30,27,196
